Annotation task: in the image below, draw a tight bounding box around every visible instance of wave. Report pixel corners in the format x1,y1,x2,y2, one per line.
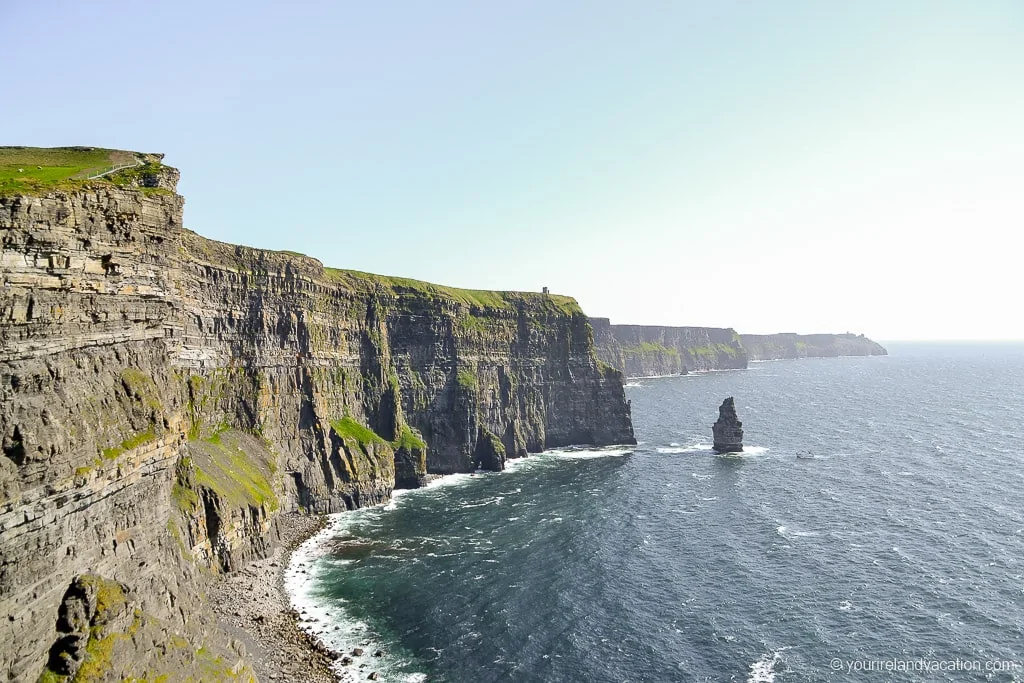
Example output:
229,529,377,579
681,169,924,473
747,648,789,683
714,445,769,457
550,447,632,459
776,525,819,539
459,496,504,509
657,443,714,454
656,443,770,456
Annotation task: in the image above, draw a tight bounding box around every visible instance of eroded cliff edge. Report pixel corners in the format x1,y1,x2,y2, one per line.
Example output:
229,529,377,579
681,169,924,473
0,163,634,681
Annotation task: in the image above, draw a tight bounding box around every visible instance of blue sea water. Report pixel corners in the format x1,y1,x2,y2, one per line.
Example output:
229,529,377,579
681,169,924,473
289,343,1024,682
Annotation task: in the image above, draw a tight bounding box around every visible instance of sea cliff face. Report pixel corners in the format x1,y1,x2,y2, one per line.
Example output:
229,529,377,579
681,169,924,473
740,333,888,361
592,319,887,377
0,169,634,681
589,317,747,376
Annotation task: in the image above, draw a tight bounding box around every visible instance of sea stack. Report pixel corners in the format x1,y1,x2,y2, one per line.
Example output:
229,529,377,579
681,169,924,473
712,397,744,453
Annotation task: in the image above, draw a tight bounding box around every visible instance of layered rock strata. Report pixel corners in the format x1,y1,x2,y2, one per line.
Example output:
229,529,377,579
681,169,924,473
0,163,634,681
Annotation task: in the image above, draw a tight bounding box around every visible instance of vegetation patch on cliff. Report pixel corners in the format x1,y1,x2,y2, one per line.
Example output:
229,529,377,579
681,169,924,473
330,417,387,447
621,341,680,357
687,343,741,359
323,267,582,315
189,430,278,512
120,368,163,413
99,428,157,461
456,369,478,390
393,424,427,451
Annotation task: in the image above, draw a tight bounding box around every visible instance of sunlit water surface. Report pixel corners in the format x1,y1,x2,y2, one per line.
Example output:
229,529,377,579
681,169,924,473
288,343,1024,682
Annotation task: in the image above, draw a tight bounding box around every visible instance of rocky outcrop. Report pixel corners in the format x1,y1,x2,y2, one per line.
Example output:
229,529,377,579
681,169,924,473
590,318,747,376
712,397,743,453
740,333,887,361
473,427,507,471
0,162,634,681
42,574,253,682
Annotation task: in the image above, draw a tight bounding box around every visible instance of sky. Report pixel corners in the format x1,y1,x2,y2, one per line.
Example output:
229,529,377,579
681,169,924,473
2,1,1022,340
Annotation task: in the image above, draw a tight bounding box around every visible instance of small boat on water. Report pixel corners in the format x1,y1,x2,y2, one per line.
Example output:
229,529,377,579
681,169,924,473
796,451,815,459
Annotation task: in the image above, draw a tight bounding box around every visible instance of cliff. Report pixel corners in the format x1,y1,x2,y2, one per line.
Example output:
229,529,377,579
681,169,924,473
0,149,634,681
740,333,888,361
589,317,747,376
591,318,887,377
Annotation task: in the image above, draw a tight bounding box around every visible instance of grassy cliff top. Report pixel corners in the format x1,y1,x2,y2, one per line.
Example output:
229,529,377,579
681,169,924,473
323,267,583,315
0,146,165,195
184,232,583,316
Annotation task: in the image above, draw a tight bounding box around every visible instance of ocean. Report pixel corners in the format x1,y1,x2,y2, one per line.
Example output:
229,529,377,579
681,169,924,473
287,343,1024,682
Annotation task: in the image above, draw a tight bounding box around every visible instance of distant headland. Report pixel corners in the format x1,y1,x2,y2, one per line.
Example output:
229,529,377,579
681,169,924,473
590,317,887,378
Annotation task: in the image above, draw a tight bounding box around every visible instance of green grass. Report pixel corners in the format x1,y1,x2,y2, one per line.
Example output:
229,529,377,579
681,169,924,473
53,576,138,683
393,424,426,452
88,576,128,616
191,431,278,511
621,341,680,357
456,369,478,390
171,480,200,513
101,428,156,460
106,161,174,195
0,146,138,195
323,267,582,314
688,343,741,358
458,314,488,334
38,668,66,683
121,368,162,412
330,417,387,446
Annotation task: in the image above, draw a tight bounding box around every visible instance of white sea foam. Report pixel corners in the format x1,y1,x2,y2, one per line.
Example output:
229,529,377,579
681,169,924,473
657,443,714,454
776,525,818,539
714,445,769,457
285,516,389,678
656,443,771,456
552,447,632,459
747,649,787,683
459,496,504,509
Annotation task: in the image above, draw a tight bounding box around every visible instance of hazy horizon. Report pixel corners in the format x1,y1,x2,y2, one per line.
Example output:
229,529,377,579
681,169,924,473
3,1,1021,340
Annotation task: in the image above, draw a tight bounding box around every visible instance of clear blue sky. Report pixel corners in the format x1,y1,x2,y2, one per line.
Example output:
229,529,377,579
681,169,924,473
3,1,1022,339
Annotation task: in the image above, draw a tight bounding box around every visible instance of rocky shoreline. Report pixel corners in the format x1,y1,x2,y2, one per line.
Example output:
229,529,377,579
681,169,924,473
209,513,347,683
